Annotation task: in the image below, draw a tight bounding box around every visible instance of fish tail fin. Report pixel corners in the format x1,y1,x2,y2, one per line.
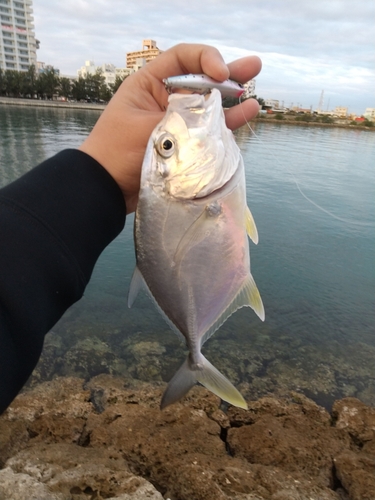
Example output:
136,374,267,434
161,354,248,410
195,354,248,409
160,358,196,409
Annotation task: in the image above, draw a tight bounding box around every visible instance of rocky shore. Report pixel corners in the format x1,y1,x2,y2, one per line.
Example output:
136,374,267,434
1,375,374,500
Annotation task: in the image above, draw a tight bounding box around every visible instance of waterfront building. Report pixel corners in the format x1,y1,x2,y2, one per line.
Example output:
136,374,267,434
115,67,133,79
77,61,116,87
37,61,59,75
0,0,37,71
364,108,375,120
333,106,348,118
126,39,162,69
264,98,279,109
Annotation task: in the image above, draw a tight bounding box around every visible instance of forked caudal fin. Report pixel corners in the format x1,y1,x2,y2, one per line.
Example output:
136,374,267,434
160,353,248,410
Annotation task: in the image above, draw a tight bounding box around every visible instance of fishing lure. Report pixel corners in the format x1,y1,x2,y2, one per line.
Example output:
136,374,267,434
163,74,245,98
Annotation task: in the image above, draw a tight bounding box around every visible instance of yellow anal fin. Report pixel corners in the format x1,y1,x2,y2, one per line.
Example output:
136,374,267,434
243,274,265,321
246,206,259,244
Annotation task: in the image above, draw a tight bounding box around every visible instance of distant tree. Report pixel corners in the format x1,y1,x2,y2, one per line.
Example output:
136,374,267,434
275,113,284,120
23,64,37,97
222,94,266,109
36,67,60,99
295,114,313,122
4,70,24,97
363,119,374,127
70,70,112,102
59,77,72,99
319,115,334,124
0,67,5,95
222,96,239,108
110,74,127,95
85,69,106,101
254,96,265,107
99,82,112,102
71,76,87,101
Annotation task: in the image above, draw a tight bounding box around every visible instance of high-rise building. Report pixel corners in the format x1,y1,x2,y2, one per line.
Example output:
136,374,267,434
126,40,162,69
0,0,37,72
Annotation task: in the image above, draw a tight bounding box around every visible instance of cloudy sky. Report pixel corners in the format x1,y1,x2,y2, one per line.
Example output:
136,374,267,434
33,0,374,114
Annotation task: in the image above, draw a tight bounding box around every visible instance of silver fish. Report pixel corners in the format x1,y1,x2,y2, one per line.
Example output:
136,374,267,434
128,89,264,409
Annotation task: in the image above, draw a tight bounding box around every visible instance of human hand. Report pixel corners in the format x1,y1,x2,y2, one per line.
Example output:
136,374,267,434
79,43,262,214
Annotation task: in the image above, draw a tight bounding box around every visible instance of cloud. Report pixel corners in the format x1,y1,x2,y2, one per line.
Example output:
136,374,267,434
32,0,375,114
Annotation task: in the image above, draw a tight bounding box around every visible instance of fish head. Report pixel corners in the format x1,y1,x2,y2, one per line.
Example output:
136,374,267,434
143,89,240,200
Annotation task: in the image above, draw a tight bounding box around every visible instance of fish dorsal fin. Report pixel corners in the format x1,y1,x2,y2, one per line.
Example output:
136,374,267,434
201,273,265,346
246,206,259,244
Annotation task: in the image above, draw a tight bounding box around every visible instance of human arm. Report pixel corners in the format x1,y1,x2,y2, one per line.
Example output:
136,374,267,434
0,44,262,413
0,150,125,413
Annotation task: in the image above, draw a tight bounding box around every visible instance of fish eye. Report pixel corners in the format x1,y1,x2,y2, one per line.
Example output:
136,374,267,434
156,133,175,158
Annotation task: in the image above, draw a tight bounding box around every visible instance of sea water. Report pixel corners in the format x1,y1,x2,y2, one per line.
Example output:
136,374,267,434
1,106,374,408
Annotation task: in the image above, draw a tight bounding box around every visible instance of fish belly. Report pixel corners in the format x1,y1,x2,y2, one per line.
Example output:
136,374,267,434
135,161,249,345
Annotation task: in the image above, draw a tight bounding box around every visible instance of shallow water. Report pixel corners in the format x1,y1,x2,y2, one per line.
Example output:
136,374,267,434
1,106,374,407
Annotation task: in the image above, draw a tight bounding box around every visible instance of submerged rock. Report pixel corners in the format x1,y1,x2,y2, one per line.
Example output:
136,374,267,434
27,314,375,412
1,375,374,499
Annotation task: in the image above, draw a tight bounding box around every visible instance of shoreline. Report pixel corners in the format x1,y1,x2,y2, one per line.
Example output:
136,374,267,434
0,96,105,111
252,116,375,131
1,97,373,131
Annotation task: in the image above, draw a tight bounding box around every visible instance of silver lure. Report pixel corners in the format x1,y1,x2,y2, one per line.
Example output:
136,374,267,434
163,74,245,98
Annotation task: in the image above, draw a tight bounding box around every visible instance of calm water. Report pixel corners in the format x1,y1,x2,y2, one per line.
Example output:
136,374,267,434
1,105,374,407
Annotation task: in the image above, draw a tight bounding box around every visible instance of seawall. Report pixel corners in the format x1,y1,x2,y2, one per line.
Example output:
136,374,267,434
0,96,105,111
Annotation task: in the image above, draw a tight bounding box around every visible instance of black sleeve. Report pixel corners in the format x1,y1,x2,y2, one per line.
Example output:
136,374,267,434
0,149,126,413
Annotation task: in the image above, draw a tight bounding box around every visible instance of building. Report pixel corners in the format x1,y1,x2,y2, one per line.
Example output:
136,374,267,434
264,98,280,109
77,61,116,87
333,106,348,118
126,39,162,69
131,57,147,72
0,0,37,71
37,61,59,75
364,108,375,120
115,67,133,79
243,79,256,98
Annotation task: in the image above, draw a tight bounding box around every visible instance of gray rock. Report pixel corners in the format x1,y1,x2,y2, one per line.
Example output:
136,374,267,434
0,467,63,500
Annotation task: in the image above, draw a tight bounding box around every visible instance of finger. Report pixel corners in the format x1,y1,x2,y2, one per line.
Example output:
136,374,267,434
147,43,230,81
224,97,260,131
227,55,262,84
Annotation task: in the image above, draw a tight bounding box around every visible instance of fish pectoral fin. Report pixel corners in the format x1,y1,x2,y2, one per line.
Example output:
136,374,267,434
127,266,144,308
173,208,213,264
161,354,248,410
246,206,259,244
195,355,248,409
